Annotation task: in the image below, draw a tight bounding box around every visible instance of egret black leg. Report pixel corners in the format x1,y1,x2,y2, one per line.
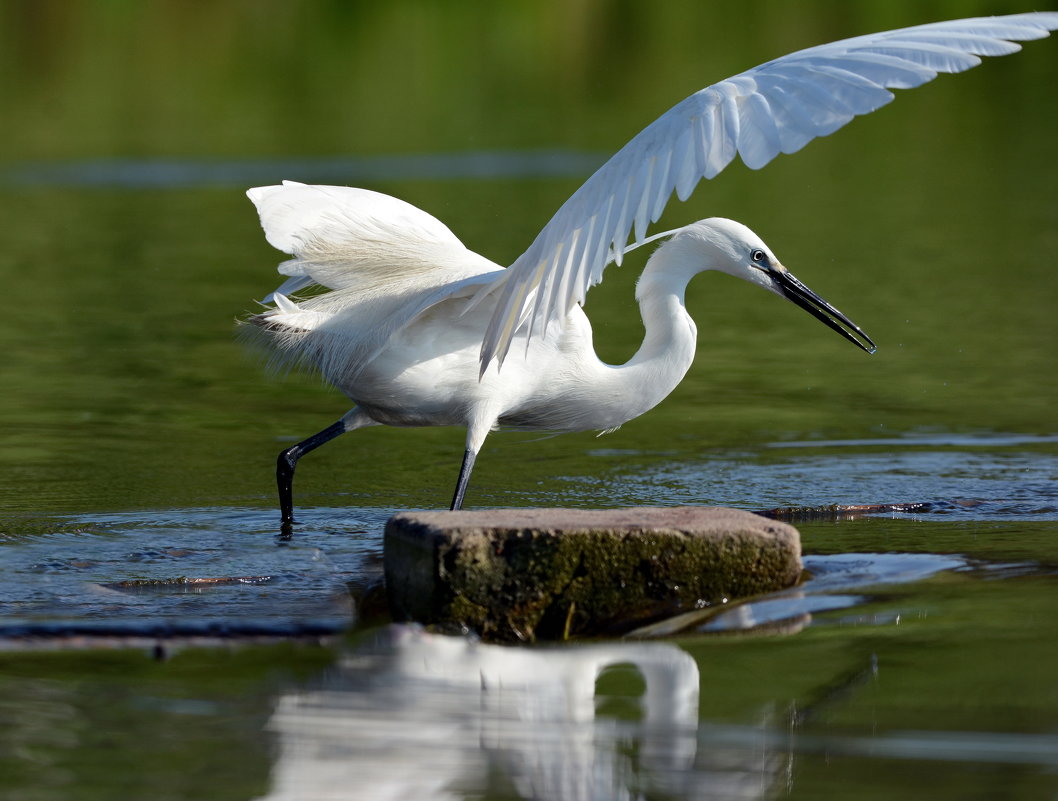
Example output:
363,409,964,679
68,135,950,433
277,420,348,525
450,449,477,511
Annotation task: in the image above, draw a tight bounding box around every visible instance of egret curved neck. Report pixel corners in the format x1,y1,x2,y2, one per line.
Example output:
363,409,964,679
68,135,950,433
627,260,697,372
631,263,697,365
588,256,698,427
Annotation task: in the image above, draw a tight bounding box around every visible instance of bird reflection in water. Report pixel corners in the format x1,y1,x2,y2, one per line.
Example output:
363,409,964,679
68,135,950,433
256,624,791,801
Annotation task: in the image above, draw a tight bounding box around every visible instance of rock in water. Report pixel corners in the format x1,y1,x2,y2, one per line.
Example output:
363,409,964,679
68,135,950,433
384,507,801,641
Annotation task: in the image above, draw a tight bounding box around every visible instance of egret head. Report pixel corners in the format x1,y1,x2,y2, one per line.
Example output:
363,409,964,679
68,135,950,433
671,218,876,354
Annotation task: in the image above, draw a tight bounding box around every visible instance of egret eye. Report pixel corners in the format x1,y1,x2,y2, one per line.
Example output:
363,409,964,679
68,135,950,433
751,249,766,263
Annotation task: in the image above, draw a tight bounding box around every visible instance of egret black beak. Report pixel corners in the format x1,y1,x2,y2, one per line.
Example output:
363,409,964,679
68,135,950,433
773,269,876,354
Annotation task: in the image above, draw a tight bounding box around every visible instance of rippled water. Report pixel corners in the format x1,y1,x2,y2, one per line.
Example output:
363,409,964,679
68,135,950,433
5,433,1056,644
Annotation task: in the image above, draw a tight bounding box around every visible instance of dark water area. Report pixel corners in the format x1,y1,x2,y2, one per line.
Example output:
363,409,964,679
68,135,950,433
2,1,1058,799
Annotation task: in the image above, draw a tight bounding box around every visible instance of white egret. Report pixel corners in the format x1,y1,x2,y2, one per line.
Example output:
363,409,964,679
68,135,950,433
244,13,1058,523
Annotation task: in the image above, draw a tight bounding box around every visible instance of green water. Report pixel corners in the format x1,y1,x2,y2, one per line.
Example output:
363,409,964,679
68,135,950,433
2,2,1057,799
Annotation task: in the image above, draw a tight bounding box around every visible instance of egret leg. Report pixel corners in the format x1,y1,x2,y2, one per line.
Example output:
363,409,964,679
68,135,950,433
277,408,375,526
450,449,477,511
450,416,496,511
278,421,346,525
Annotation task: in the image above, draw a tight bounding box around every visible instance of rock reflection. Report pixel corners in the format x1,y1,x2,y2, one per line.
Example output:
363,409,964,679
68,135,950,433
259,625,783,801
630,552,966,637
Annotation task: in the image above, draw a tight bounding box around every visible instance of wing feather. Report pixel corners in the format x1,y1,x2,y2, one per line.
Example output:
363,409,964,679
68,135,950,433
710,84,742,177
632,155,656,244
475,12,1058,374
649,148,674,225
736,92,782,170
248,181,470,302
247,181,503,380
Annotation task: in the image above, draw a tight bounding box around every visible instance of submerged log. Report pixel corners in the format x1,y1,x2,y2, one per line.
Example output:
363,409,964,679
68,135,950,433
383,506,801,642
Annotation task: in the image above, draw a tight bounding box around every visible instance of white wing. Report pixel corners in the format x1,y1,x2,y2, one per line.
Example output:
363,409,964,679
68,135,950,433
476,12,1058,374
248,181,470,301
247,181,503,381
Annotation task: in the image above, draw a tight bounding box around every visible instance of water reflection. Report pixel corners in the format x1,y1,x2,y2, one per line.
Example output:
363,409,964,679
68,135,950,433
260,626,786,801
632,552,964,637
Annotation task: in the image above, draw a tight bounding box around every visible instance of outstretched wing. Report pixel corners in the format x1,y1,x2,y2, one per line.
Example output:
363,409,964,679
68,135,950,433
247,181,502,381
248,181,472,301
476,12,1058,374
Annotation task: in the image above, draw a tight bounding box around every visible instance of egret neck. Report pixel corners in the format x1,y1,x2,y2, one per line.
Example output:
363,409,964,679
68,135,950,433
587,241,700,430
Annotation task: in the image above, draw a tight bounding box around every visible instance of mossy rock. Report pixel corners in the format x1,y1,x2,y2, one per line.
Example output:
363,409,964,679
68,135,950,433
383,506,801,642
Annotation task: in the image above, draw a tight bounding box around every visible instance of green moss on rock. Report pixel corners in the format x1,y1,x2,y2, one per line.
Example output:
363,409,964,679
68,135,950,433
384,507,801,642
